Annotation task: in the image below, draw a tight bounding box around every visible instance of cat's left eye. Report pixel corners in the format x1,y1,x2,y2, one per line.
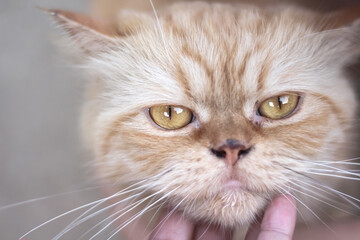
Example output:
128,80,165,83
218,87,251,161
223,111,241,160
258,94,299,120
149,105,193,130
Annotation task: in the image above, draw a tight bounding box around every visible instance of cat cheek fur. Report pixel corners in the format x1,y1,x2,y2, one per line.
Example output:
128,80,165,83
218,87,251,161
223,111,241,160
49,2,360,228
93,94,352,227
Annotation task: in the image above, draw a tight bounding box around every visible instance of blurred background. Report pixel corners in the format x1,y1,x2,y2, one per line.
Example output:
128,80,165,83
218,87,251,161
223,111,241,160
0,0,359,239
0,0,101,239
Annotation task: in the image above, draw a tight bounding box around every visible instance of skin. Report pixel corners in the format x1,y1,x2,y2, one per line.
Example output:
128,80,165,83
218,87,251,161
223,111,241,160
150,195,297,240
148,196,360,240
113,192,360,240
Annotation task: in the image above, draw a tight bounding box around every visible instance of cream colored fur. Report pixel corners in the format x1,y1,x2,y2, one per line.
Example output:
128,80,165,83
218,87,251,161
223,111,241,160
50,0,360,237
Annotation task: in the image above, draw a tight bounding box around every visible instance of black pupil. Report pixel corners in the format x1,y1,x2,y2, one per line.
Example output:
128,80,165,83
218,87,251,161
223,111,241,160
168,106,172,120
278,96,282,109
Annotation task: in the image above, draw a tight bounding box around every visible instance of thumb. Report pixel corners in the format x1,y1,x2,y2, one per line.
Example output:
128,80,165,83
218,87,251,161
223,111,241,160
257,195,297,240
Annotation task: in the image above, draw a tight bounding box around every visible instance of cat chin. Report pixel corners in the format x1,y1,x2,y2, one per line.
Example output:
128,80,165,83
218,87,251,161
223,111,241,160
176,191,267,228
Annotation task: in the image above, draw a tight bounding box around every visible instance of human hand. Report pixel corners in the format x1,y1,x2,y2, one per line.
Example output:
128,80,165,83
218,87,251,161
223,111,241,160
245,195,296,240
150,195,297,240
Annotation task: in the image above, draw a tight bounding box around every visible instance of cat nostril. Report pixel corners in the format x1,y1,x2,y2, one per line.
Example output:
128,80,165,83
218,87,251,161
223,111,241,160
211,149,227,158
211,141,252,166
238,147,251,157
211,147,251,159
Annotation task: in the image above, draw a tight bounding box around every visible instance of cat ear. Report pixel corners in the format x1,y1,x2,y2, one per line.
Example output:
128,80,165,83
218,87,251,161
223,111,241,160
42,8,120,56
328,5,360,28
320,6,360,67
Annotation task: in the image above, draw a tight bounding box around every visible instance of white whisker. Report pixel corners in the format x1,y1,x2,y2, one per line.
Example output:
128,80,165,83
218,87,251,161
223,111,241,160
144,200,166,233
54,186,151,240
0,186,101,212
149,194,189,240
81,193,156,239
197,222,211,240
312,182,360,208
320,156,360,163
302,161,360,178
106,203,162,239
278,186,340,238
52,170,171,239
20,173,166,240
288,178,344,205
286,169,360,211
278,190,308,225
149,0,170,59
289,184,353,215
19,192,124,240
106,186,182,240
90,183,178,240
304,171,360,181
307,169,360,173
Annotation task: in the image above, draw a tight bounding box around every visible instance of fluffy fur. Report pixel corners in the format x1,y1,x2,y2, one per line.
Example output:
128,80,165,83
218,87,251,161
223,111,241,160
50,0,360,234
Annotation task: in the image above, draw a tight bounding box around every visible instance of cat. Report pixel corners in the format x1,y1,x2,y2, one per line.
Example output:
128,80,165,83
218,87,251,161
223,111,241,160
38,0,360,239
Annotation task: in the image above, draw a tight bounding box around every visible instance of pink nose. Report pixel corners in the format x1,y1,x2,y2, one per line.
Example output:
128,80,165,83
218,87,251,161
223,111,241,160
211,139,251,166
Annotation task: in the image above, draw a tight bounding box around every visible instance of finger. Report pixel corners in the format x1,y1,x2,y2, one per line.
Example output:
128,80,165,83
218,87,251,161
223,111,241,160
194,223,233,240
244,217,261,240
257,194,297,240
150,209,195,240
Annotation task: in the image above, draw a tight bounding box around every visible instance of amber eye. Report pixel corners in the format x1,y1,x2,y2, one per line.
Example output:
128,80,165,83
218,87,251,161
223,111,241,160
258,94,299,120
149,105,193,130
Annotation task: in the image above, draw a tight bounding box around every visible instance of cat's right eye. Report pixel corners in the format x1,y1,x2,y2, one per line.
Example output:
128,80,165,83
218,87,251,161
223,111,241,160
149,105,194,130
258,94,299,120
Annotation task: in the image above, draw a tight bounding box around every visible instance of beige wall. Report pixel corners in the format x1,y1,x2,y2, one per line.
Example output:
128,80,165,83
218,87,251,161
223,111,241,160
0,0,102,239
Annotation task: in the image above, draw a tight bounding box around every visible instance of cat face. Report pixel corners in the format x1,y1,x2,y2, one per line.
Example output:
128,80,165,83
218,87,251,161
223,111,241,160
50,3,359,227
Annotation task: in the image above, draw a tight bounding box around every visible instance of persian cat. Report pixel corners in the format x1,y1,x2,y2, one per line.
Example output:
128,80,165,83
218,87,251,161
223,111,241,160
37,0,360,239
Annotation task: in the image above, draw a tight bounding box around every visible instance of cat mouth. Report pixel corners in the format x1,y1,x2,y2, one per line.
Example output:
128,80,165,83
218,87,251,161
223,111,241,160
220,171,247,192
218,174,254,194
218,175,261,195
222,179,244,191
